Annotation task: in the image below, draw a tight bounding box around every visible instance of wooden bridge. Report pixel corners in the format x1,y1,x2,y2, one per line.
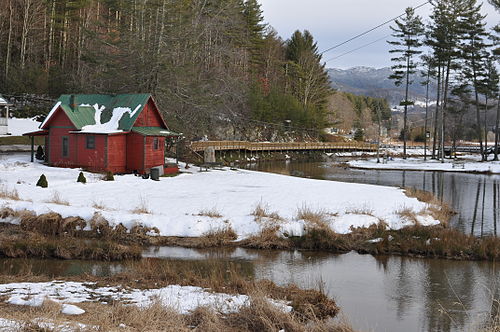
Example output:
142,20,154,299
190,141,377,153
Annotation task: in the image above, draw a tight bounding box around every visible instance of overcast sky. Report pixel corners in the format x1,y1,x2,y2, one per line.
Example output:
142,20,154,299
257,0,499,69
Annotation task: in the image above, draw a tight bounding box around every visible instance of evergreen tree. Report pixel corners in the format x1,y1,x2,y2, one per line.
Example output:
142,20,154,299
285,30,330,128
243,0,266,70
387,7,424,159
458,0,491,160
426,0,464,160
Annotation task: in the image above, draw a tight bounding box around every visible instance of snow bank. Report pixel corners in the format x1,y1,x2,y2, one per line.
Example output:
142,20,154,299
0,118,41,137
0,281,290,315
349,157,500,174
0,156,440,238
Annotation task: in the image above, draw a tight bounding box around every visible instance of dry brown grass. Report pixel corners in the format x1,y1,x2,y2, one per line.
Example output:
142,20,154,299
91,200,106,210
396,206,419,225
0,294,352,332
44,191,69,206
403,187,456,225
197,226,238,247
130,196,150,214
345,205,375,216
251,202,283,223
296,205,331,229
241,226,292,250
197,206,223,218
0,185,20,200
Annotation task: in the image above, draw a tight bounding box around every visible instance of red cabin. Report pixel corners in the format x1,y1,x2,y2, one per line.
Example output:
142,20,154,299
25,94,180,174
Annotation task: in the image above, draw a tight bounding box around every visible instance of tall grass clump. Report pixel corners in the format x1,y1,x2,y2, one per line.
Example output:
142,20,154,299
403,187,455,224
45,191,70,206
197,207,223,218
251,202,283,223
198,226,237,247
0,185,20,200
131,196,151,214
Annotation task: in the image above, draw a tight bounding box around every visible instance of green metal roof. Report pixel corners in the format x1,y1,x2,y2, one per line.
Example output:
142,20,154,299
131,127,181,137
45,94,154,130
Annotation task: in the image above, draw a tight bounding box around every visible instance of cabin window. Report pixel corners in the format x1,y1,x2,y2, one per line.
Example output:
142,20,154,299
153,137,159,150
62,137,69,157
86,135,95,149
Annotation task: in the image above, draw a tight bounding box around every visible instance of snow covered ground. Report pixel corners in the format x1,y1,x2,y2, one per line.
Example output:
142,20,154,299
328,148,431,158
0,118,41,137
0,155,440,237
0,281,290,315
0,280,290,331
348,157,500,174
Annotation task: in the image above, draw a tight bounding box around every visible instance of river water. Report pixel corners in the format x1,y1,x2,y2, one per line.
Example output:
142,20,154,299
1,247,497,332
0,156,498,331
241,159,500,237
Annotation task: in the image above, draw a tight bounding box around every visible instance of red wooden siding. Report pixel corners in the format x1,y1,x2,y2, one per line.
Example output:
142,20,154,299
107,135,127,173
75,134,107,171
126,132,144,172
144,136,165,170
134,99,165,127
47,108,76,167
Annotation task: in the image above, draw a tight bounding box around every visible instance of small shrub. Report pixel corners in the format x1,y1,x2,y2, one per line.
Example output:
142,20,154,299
35,145,44,160
103,171,114,181
77,172,87,184
36,174,48,188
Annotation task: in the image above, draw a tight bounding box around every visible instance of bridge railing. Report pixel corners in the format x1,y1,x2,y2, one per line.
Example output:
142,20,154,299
190,141,377,152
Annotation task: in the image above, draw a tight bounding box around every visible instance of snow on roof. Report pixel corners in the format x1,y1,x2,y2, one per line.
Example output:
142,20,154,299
39,101,62,129
0,97,7,105
80,104,142,134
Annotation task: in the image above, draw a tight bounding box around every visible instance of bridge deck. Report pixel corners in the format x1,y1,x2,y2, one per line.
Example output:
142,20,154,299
191,141,377,152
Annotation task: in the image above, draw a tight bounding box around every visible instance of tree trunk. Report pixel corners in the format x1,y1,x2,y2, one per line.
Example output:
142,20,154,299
432,65,442,159
424,66,430,161
5,0,13,79
484,97,489,160
403,49,411,160
494,92,500,161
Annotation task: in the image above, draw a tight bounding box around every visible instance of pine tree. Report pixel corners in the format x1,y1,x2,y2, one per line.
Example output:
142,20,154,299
426,0,464,161
285,30,330,128
458,0,491,160
242,0,266,70
387,7,424,159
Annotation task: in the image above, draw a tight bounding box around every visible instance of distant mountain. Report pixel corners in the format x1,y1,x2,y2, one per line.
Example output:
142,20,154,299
327,66,433,107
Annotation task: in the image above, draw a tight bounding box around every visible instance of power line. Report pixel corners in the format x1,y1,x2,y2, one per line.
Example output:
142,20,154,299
325,34,392,62
320,0,430,56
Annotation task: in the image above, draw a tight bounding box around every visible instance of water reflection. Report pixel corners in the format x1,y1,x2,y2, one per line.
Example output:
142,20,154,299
2,247,497,332
241,160,500,237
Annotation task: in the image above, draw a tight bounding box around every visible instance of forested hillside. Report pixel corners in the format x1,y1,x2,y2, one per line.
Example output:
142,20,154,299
0,0,332,138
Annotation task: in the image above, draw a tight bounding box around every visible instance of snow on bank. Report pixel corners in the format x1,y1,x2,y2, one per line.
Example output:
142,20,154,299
0,156,440,238
0,118,41,137
0,281,291,315
348,157,500,174
327,148,431,158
